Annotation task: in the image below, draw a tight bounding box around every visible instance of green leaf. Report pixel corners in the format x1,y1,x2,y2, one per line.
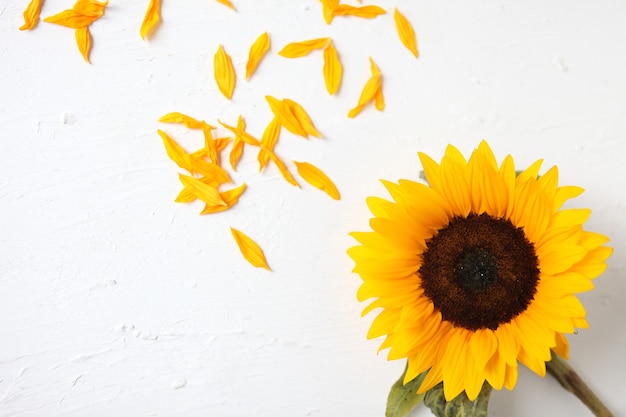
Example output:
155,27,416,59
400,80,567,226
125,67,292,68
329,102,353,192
386,365,428,417
423,382,492,417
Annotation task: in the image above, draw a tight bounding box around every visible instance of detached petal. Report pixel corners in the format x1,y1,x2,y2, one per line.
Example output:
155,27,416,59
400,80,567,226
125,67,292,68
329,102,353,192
278,38,330,58
246,32,270,80
200,184,247,214
214,44,236,99
140,0,160,40
394,8,418,58
158,130,192,172
75,26,91,63
265,96,308,138
333,5,386,19
258,118,281,172
294,161,340,200
19,0,43,30
216,0,235,10
323,41,342,95
230,227,271,270
179,174,226,207
158,112,203,129
284,99,322,138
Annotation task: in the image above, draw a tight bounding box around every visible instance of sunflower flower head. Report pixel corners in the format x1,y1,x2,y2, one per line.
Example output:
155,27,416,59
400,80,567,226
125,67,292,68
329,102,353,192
348,141,612,405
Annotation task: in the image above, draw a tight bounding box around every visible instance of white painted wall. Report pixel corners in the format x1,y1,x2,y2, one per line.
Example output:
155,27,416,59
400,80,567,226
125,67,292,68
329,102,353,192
1,1,625,416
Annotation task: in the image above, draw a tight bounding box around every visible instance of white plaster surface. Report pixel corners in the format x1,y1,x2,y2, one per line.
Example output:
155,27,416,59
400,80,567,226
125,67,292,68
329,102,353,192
1,1,625,416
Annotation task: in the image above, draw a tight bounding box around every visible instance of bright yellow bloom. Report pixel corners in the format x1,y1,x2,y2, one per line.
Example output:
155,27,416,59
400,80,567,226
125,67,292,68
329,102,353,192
348,141,612,401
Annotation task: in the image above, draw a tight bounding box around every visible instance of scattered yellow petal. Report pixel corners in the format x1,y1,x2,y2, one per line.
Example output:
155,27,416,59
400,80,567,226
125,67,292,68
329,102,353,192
293,161,340,200
214,44,236,99
191,137,230,160
216,0,235,10
264,149,300,187
278,38,330,58
319,0,339,24
230,227,270,270
258,118,281,171
374,84,385,111
246,32,270,80
44,9,100,28
140,0,160,40
229,116,246,170
394,8,418,58
201,121,219,165
200,184,247,214
175,176,221,203
19,0,43,30
190,157,232,184
75,26,91,63
44,0,107,28
158,112,203,129
323,41,342,95
348,57,383,118
73,0,108,16
333,4,386,18
158,130,192,172
179,174,226,207
284,99,322,138
218,119,262,147
265,95,308,138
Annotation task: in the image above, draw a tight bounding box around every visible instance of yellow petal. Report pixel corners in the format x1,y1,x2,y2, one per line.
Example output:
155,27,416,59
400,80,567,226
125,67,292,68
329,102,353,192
44,0,107,27
158,112,203,129
201,121,219,165
73,0,108,16
200,183,247,214
278,38,330,58
44,9,100,28
348,75,381,118
215,0,235,10
158,130,192,172
293,161,340,200
175,176,221,203
218,119,262,147
323,41,342,95
140,0,160,40
190,157,231,184
229,115,246,170
348,58,382,118
283,98,322,138
258,118,281,172
246,32,270,80
19,0,43,30
265,96,308,138
178,174,226,207
230,227,270,270
264,150,299,187
75,26,91,63
319,0,338,24
394,8,418,58
332,5,386,18
214,44,236,99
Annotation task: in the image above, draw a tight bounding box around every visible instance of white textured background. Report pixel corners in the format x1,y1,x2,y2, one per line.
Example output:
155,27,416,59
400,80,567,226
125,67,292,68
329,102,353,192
1,1,625,416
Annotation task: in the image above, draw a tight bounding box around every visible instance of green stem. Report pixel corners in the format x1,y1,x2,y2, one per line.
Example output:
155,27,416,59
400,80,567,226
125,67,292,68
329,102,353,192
546,351,614,417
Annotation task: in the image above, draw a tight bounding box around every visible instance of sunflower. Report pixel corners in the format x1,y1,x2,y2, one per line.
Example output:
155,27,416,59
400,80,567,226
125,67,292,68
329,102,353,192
348,141,612,401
